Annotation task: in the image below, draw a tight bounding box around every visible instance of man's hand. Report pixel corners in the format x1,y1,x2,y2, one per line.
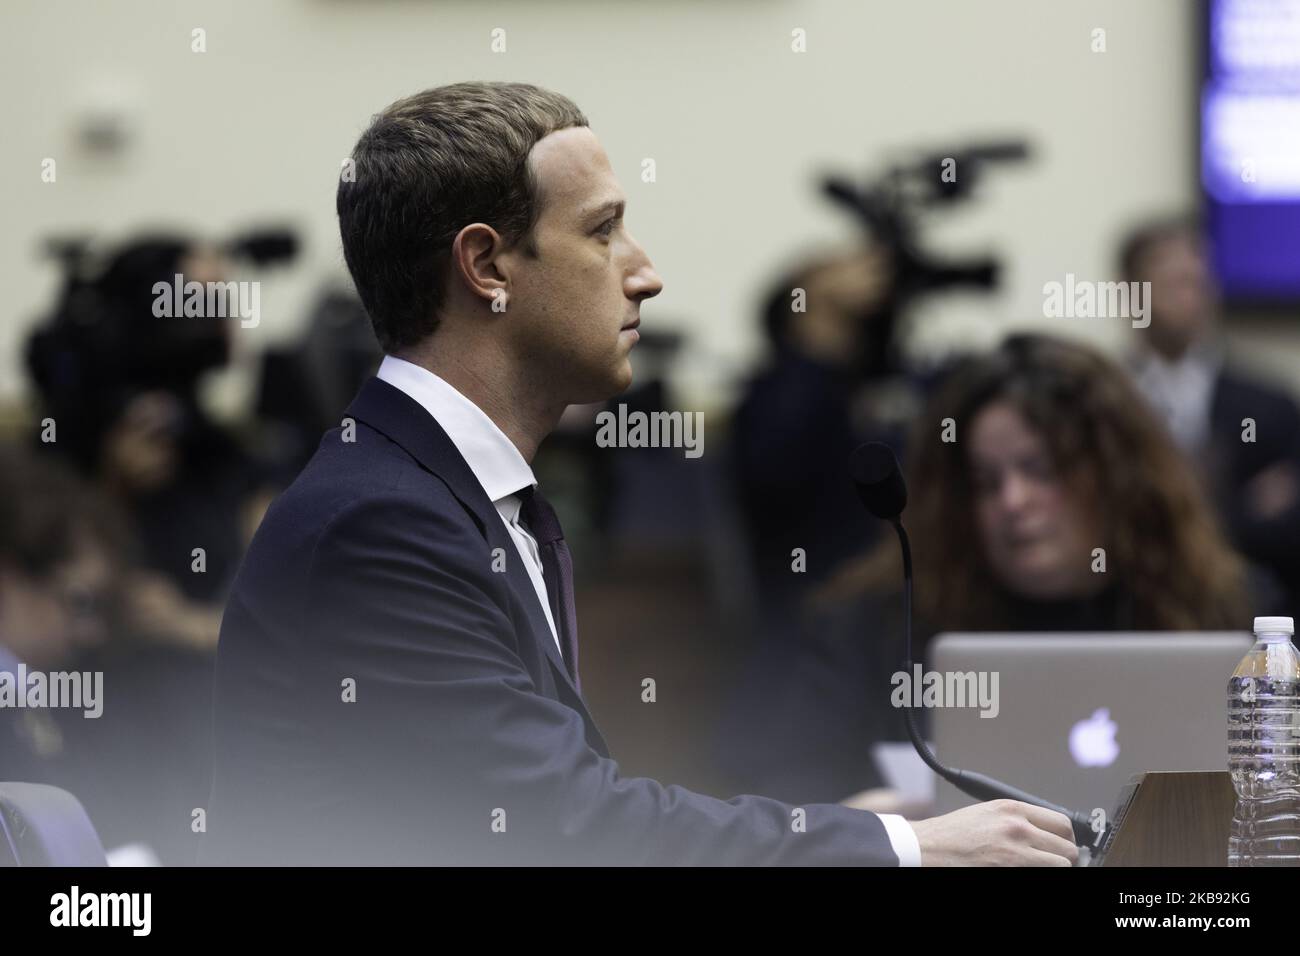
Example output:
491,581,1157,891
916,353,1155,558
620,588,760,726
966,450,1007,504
909,799,1079,866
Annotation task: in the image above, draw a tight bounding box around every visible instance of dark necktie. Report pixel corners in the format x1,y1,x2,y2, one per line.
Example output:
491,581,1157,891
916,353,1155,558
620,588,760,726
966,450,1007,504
517,486,581,692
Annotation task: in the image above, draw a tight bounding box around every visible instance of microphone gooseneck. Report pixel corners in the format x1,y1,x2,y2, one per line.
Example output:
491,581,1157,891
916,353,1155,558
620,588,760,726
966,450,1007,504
851,442,1104,850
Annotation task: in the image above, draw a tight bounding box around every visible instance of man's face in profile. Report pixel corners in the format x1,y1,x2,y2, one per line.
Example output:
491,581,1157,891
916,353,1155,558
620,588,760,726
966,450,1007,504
500,126,663,403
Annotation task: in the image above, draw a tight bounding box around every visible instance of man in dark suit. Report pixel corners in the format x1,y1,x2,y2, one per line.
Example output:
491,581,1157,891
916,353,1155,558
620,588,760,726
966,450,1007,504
206,81,1078,866
1124,218,1300,613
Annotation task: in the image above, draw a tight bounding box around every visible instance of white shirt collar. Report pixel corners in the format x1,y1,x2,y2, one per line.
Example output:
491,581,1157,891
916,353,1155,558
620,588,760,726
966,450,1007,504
1131,342,1222,453
1133,338,1223,383
375,354,536,505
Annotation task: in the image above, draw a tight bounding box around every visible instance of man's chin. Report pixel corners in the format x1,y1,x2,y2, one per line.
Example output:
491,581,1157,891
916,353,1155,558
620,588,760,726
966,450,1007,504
566,363,633,406
612,360,634,395
597,360,635,401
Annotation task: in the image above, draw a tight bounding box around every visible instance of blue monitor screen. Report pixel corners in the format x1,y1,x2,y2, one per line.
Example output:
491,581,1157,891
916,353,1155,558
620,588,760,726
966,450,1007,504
1203,0,1300,302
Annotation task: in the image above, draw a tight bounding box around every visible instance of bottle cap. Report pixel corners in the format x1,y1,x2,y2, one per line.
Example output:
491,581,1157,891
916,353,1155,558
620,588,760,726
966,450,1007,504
1254,616,1295,635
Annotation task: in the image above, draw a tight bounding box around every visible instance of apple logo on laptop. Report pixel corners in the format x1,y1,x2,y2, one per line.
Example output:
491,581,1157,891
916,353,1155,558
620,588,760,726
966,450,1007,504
1069,708,1119,767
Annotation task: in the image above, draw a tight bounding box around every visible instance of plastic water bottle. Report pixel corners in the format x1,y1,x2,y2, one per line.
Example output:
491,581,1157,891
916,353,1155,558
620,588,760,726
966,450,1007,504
1228,616,1300,798
1229,794,1300,866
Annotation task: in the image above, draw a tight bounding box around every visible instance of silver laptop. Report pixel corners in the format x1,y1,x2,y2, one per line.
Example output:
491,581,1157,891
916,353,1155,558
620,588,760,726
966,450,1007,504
929,632,1253,824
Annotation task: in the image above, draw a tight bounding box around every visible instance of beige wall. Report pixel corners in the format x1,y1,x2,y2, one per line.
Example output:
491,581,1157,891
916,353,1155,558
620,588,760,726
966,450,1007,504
3,0,1295,413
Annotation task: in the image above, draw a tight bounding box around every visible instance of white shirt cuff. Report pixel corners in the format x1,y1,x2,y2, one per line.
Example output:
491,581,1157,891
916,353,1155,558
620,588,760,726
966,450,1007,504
877,813,922,866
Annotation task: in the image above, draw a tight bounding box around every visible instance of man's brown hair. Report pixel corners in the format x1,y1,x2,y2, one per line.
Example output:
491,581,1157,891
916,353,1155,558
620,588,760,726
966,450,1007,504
1118,215,1202,283
337,82,589,352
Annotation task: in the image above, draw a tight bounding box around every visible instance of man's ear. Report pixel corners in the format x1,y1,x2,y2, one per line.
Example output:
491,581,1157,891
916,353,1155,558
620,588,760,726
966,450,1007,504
450,223,508,309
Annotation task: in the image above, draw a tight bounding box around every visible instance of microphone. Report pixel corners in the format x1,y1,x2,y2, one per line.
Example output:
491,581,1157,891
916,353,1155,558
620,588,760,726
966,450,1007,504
849,442,1104,850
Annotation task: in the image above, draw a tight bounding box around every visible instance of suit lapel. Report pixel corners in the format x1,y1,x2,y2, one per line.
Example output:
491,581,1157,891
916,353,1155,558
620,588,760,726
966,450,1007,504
343,377,607,754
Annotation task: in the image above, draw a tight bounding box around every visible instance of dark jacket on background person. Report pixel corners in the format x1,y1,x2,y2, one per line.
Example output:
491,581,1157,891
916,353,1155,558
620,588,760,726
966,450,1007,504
1207,371,1300,614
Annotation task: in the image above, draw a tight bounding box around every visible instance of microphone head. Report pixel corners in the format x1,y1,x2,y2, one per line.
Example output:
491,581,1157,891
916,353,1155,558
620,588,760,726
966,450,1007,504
849,442,908,520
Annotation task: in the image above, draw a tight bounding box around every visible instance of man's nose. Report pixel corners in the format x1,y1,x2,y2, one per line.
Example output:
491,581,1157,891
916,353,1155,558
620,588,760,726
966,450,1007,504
625,237,664,301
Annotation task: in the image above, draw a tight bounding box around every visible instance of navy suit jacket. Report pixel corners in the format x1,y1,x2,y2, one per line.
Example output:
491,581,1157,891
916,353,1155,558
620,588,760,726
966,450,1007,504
206,376,897,865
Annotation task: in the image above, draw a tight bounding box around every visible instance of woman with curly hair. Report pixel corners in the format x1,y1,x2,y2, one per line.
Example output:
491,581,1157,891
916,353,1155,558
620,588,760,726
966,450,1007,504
880,332,1248,634
717,333,1252,807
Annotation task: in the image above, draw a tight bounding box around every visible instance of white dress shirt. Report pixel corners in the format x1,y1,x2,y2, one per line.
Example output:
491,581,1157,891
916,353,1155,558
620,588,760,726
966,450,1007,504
374,355,921,866
1131,343,1222,454
376,355,562,658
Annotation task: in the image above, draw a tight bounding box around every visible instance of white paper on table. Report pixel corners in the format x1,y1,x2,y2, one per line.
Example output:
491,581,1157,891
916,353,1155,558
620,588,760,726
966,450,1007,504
872,741,936,804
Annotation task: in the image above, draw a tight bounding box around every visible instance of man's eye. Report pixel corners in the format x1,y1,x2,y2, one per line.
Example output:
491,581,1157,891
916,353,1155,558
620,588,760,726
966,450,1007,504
596,218,618,238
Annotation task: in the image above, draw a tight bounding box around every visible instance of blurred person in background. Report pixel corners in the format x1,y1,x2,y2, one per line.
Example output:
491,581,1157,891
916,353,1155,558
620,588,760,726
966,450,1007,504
717,334,1251,810
0,448,118,806
716,243,908,798
0,451,116,686
730,243,903,619
1123,217,1300,615
0,447,213,864
26,234,280,647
